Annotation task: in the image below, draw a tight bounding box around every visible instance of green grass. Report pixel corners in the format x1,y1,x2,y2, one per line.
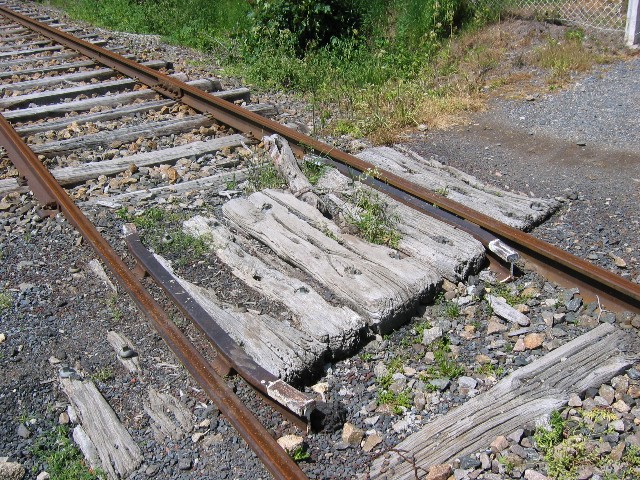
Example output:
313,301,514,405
245,160,286,193
31,425,104,480
290,445,311,462
0,291,12,311
421,337,464,381
377,389,412,414
348,170,401,248
116,207,209,266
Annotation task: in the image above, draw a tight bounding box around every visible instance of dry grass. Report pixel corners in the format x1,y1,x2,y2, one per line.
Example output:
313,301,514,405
325,16,622,143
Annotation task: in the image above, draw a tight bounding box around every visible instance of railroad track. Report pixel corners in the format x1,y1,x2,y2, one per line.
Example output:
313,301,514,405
1,2,639,479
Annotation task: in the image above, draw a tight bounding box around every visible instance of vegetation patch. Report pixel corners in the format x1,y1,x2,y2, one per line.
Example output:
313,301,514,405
0,290,13,311
534,409,640,479
116,207,209,266
421,337,464,381
31,425,104,480
347,169,401,248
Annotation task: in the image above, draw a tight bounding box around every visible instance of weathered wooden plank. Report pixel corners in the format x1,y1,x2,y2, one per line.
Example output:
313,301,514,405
144,388,193,441
357,146,559,231
0,38,53,52
106,331,140,374
86,169,248,208
370,323,638,480
1,75,150,109
153,254,326,381
0,135,245,196
315,168,485,281
61,377,143,479
0,58,99,79
2,81,244,122
183,215,366,357
264,134,320,208
4,60,167,92
15,99,176,136
31,115,214,156
0,53,137,79
2,51,86,69
0,39,106,59
223,190,440,332
0,44,63,58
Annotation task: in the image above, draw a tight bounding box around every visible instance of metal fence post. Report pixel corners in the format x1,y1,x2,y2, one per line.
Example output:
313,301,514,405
626,0,640,46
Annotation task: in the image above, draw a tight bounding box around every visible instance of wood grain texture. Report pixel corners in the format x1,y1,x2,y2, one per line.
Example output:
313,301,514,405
153,254,326,381
61,377,143,479
223,190,439,332
183,215,366,357
370,323,638,479
357,146,559,231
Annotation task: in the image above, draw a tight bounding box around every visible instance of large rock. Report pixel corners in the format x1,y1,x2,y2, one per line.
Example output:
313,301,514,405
0,462,25,480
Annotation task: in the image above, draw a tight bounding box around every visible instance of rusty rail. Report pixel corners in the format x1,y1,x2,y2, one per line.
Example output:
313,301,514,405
0,114,309,480
124,224,315,419
2,5,636,312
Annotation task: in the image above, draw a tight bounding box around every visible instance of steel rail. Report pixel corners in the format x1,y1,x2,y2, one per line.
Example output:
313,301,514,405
0,114,308,480
124,224,315,419
2,5,636,312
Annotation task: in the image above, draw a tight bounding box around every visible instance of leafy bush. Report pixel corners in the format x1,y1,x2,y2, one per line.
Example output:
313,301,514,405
247,0,366,55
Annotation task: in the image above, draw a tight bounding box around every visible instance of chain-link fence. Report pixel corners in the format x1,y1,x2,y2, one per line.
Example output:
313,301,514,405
479,0,629,32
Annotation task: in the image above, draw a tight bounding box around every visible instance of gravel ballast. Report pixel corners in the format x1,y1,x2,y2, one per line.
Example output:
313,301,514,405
1,3,640,480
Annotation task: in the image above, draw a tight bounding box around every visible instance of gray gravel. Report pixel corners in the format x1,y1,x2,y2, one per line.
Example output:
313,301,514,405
498,58,640,152
1,3,639,480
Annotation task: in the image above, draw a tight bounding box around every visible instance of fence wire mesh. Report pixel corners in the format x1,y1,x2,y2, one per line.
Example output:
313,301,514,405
478,0,629,32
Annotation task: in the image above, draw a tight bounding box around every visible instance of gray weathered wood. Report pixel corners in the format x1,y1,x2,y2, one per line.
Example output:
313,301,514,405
60,377,143,479
106,331,141,374
16,99,176,136
144,388,193,441
0,135,245,196
2,80,242,122
85,168,248,208
183,215,365,357
153,254,326,381
1,75,159,110
88,259,117,293
316,169,485,281
369,323,638,479
0,54,136,79
357,146,559,231
72,425,102,472
4,60,167,92
223,190,439,332
0,39,106,59
486,294,530,326
31,115,214,157
2,51,87,69
264,134,320,208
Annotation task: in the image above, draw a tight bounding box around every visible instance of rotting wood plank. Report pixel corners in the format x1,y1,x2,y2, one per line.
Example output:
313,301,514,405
31,115,214,156
369,323,639,480
2,81,242,122
144,387,193,441
4,59,167,92
0,135,247,196
223,190,440,332
61,377,143,479
357,146,559,231
183,215,366,357
314,168,486,282
85,168,249,208
152,254,326,382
